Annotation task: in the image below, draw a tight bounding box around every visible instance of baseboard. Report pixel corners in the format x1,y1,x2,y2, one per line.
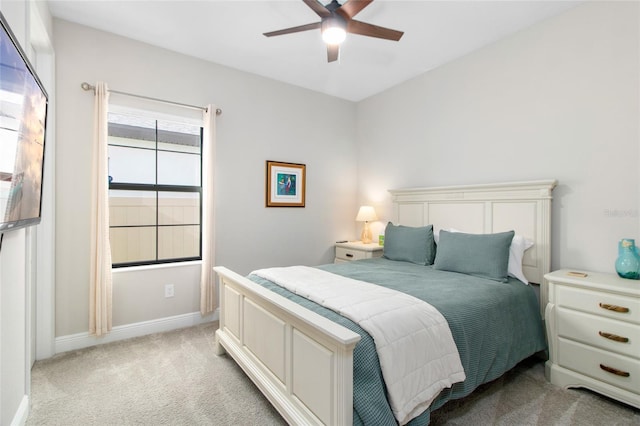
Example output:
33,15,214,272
54,309,218,354
11,395,29,426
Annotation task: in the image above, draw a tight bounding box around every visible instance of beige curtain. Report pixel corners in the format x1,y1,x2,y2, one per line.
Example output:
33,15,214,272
89,82,113,336
200,105,217,315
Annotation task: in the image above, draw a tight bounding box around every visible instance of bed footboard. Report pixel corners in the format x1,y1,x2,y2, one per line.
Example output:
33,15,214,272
213,266,361,425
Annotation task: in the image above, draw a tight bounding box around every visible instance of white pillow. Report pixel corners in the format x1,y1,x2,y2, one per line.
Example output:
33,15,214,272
434,228,533,284
434,228,459,244
508,234,534,284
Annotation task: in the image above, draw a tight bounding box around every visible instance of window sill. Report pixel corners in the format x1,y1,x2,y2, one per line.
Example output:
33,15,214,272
112,260,202,274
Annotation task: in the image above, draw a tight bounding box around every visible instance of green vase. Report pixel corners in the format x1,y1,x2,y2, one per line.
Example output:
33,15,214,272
615,239,640,280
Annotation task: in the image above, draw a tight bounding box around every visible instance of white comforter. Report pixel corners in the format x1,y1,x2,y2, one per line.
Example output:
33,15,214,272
252,266,466,425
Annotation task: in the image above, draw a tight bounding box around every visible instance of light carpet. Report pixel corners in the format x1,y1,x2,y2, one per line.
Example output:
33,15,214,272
27,323,285,425
27,322,639,425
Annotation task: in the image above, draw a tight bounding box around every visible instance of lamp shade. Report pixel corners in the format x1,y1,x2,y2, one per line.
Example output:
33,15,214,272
355,206,378,222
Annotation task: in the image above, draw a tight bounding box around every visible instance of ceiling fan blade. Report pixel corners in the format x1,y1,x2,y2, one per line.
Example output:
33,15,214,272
336,0,372,19
346,19,403,41
263,22,321,37
303,0,331,18
327,44,339,62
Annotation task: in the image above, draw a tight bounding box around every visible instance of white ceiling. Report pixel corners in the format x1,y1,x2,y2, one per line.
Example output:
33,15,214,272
47,0,580,102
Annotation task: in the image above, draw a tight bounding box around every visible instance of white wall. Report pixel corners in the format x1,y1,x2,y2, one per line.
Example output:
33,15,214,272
357,1,639,274
0,2,28,420
0,230,27,426
0,0,55,423
53,20,358,337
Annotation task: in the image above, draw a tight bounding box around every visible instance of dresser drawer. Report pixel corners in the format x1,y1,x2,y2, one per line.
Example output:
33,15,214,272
558,338,640,394
335,247,367,261
557,307,640,359
556,285,640,325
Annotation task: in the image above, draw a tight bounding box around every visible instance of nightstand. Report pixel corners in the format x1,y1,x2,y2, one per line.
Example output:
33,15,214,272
545,269,640,409
334,241,383,263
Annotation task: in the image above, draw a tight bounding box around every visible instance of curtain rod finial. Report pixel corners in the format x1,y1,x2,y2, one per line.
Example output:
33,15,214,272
81,82,94,91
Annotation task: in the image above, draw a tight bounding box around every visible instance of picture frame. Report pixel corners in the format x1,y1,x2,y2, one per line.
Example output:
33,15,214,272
266,161,306,207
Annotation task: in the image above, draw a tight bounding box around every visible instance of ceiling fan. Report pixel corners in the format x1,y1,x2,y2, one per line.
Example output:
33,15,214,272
263,0,404,63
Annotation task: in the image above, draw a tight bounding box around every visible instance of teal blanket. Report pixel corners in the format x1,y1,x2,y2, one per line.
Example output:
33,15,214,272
249,258,546,425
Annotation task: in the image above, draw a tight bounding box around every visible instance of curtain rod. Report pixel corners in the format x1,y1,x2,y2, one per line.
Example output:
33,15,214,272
80,82,222,116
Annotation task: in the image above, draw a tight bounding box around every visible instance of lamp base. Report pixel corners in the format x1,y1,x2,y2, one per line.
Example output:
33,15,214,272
360,222,373,244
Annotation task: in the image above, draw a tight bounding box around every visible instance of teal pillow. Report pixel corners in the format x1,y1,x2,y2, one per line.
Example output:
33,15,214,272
383,223,436,265
434,230,515,282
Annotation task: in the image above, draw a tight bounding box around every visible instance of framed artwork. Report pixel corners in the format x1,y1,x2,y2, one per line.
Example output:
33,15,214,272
266,161,306,207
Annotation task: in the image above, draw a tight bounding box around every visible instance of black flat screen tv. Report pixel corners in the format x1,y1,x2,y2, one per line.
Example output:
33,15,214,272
0,11,48,232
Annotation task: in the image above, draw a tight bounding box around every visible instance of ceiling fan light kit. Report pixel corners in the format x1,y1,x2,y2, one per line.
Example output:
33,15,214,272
322,15,347,45
264,0,404,63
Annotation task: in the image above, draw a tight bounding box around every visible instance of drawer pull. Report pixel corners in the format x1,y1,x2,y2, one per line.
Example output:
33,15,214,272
598,331,629,343
599,364,630,377
346,253,354,258
599,303,630,313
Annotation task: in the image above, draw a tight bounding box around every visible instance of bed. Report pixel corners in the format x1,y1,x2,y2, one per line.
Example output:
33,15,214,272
213,180,557,425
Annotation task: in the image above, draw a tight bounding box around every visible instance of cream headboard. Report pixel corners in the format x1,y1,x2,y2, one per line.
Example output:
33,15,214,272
389,180,557,288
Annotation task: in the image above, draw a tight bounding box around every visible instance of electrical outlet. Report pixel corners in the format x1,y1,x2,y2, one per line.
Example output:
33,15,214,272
164,284,174,298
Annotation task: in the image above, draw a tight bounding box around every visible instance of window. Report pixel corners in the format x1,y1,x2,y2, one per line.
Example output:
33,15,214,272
107,111,203,267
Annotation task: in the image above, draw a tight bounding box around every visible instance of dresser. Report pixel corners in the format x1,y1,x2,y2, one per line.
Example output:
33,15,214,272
545,269,640,408
334,241,383,263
